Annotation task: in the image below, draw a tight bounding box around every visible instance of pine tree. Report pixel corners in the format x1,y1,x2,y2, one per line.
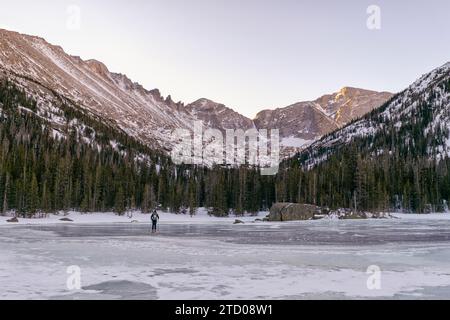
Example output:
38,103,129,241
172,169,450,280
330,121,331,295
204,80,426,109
29,174,39,215
115,187,125,215
2,173,10,215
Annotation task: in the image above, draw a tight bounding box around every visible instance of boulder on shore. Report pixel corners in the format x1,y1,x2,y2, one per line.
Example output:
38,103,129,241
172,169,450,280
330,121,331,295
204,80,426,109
267,203,389,221
233,219,245,224
59,218,74,222
268,203,326,221
6,217,19,223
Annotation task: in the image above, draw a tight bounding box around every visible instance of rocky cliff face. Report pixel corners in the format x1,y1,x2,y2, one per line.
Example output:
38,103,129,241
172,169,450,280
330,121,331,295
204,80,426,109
255,88,392,153
185,98,255,131
315,87,393,126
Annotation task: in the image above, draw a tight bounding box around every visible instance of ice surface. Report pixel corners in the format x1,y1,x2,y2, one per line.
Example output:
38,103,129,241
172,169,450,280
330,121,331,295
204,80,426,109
1,216,450,300
0,209,267,226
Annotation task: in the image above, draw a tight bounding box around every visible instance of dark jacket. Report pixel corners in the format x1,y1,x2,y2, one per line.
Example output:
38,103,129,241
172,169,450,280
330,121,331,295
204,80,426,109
151,212,159,223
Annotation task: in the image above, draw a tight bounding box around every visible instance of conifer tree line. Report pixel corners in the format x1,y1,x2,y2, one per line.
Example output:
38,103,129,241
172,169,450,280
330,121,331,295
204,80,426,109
0,80,275,217
1,78,449,216
276,147,450,213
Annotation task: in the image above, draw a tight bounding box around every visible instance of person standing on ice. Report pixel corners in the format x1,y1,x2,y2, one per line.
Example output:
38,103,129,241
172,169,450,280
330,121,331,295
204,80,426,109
151,209,160,233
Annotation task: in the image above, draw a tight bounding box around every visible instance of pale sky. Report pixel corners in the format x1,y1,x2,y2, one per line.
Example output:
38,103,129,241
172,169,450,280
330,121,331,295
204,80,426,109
0,0,449,118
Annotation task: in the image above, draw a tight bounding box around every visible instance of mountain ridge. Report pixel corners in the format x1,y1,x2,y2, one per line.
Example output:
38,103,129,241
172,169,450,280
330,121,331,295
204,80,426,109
0,28,392,157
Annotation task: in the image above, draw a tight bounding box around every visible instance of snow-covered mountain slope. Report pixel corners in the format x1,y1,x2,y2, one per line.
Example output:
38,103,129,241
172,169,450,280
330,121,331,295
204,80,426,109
0,29,201,151
0,28,392,161
301,62,450,167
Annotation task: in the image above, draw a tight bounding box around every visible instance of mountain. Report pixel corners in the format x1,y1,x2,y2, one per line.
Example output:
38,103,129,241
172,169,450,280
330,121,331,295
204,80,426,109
255,87,392,151
303,62,450,167
185,98,255,131
0,28,391,160
1,28,448,215
0,29,201,152
275,62,450,213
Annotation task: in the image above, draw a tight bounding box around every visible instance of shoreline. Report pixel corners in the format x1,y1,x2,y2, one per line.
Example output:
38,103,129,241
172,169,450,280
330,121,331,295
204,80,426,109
1,211,450,227
0,210,269,226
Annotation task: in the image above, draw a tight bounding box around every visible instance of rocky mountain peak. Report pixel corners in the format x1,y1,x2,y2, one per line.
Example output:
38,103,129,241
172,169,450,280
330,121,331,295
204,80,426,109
186,98,254,131
336,86,363,99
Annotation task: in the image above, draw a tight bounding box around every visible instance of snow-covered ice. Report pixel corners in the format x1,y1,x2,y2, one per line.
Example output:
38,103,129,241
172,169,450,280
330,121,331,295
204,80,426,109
1,212,450,300
0,209,266,226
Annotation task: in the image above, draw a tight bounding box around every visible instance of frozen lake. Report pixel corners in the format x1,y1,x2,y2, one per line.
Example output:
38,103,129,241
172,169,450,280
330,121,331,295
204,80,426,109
2,218,450,299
